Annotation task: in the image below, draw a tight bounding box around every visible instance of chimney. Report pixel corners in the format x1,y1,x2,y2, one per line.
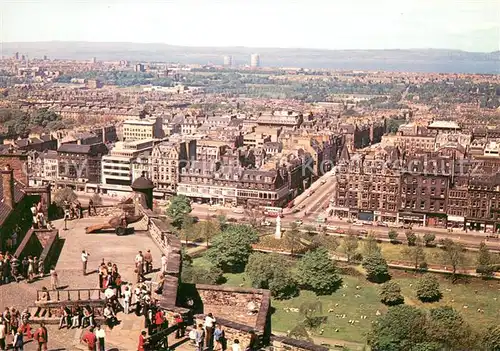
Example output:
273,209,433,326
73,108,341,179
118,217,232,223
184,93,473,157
1,164,15,208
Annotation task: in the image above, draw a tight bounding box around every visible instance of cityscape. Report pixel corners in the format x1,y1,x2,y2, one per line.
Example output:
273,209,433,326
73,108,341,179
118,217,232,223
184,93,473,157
0,1,500,350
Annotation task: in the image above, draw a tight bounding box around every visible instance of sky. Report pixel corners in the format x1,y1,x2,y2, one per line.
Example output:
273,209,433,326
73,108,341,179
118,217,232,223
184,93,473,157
1,0,499,52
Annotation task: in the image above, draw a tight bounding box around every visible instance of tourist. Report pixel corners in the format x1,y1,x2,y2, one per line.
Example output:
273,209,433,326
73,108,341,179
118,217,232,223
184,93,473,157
10,309,19,337
247,330,258,351
189,325,198,345
71,306,82,328
144,249,153,274
103,304,117,327
154,308,167,334
49,267,58,290
174,313,184,338
58,306,71,329
135,251,144,283
161,253,167,274
95,325,105,351
33,257,39,280
122,286,131,314
2,309,10,335
27,256,34,282
214,324,224,351
21,257,29,280
33,322,48,351
20,309,32,339
204,312,216,349
38,259,44,278
0,321,5,351
195,324,205,351
231,339,241,351
138,330,147,351
82,327,97,351
98,261,106,289
81,250,90,276
154,274,165,295
12,328,23,351
82,306,95,328
88,199,95,217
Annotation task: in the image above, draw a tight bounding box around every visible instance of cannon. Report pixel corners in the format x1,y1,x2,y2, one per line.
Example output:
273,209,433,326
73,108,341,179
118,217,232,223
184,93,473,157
85,213,144,235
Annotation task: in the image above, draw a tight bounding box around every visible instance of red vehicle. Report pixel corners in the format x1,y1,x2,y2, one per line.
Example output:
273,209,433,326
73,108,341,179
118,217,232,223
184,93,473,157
263,206,283,218
286,201,295,209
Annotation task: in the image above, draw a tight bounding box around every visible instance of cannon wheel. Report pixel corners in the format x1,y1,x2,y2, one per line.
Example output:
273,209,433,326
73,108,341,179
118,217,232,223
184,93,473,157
115,226,127,236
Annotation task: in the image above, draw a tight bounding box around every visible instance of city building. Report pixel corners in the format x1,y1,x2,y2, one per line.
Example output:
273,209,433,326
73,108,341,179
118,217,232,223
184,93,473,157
56,143,109,191
250,54,260,68
223,55,233,67
123,118,164,141
134,63,145,72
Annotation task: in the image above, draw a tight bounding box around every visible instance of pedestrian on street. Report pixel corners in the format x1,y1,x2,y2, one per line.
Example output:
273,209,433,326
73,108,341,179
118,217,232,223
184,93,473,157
138,330,147,351
95,325,105,351
49,267,58,290
82,327,97,351
161,254,167,274
12,328,23,351
34,322,48,351
143,250,153,274
81,250,90,275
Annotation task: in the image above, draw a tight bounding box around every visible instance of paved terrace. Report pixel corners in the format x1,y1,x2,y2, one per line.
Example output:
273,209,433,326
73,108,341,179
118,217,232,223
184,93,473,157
0,216,189,350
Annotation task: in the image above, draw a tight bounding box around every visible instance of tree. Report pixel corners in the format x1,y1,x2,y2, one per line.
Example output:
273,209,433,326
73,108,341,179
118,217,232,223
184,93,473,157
368,305,427,351
440,238,466,281
415,274,441,302
206,224,257,272
299,300,326,330
379,281,404,306
180,215,195,244
53,187,77,207
362,233,381,257
269,268,298,300
244,207,263,229
217,214,228,231
296,247,341,295
476,241,493,278
362,253,390,283
166,195,192,229
340,232,359,262
246,252,289,287
482,325,500,351
427,306,477,350
423,233,436,246
90,193,103,206
285,222,303,255
405,231,417,246
388,229,399,243
403,237,426,270
195,218,220,247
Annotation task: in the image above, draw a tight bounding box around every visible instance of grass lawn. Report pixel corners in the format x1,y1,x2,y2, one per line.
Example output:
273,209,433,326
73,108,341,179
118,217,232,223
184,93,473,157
191,256,500,348
393,270,500,329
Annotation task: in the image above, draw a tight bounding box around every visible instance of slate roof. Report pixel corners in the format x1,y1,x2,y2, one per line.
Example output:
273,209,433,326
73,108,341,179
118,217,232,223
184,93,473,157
0,179,26,225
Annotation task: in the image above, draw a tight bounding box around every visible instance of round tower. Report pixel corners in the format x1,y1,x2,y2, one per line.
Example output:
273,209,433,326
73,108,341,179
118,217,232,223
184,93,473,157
131,172,154,210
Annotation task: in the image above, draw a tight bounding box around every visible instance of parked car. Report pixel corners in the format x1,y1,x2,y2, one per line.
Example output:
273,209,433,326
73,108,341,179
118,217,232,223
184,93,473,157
326,225,339,231
352,222,363,227
233,208,245,214
359,229,368,235
261,220,272,226
335,228,346,234
294,219,303,225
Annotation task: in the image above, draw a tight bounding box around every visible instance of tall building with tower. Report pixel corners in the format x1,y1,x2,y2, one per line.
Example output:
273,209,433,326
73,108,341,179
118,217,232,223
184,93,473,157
91,57,97,64
134,63,145,72
223,55,233,67
250,54,260,68
14,52,19,60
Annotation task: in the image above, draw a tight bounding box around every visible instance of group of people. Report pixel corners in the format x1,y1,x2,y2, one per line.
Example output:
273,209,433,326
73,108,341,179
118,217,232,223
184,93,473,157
96,257,123,296
31,202,50,230
0,251,45,285
134,250,154,283
0,310,48,351
189,314,259,351
58,305,96,330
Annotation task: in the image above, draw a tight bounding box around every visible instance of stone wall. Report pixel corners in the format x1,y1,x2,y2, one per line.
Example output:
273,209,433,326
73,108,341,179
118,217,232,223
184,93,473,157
196,284,269,329
194,314,260,348
14,228,59,272
271,336,329,351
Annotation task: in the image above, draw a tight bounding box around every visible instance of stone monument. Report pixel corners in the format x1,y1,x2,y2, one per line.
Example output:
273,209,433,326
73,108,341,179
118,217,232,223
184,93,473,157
275,215,282,239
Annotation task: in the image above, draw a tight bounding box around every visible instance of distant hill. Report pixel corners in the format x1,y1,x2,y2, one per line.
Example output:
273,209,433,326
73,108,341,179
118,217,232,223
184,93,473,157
2,41,499,74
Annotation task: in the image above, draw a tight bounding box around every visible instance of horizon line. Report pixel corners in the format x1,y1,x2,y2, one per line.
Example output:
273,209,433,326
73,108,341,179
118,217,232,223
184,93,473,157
1,40,498,54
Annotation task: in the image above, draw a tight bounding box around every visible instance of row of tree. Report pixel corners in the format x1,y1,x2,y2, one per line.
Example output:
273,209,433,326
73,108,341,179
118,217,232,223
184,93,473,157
0,107,71,136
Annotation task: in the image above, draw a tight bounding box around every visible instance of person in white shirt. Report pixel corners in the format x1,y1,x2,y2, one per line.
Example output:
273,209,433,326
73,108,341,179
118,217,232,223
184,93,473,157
95,324,106,351
204,313,216,348
122,286,132,314
103,305,117,327
232,339,241,351
81,250,90,276
161,254,168,274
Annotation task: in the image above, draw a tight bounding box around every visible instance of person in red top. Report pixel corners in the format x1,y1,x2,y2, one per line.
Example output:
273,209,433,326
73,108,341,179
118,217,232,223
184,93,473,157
154,309,166,333
82,327,97,351
138,330,147,351
33,322,48,351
